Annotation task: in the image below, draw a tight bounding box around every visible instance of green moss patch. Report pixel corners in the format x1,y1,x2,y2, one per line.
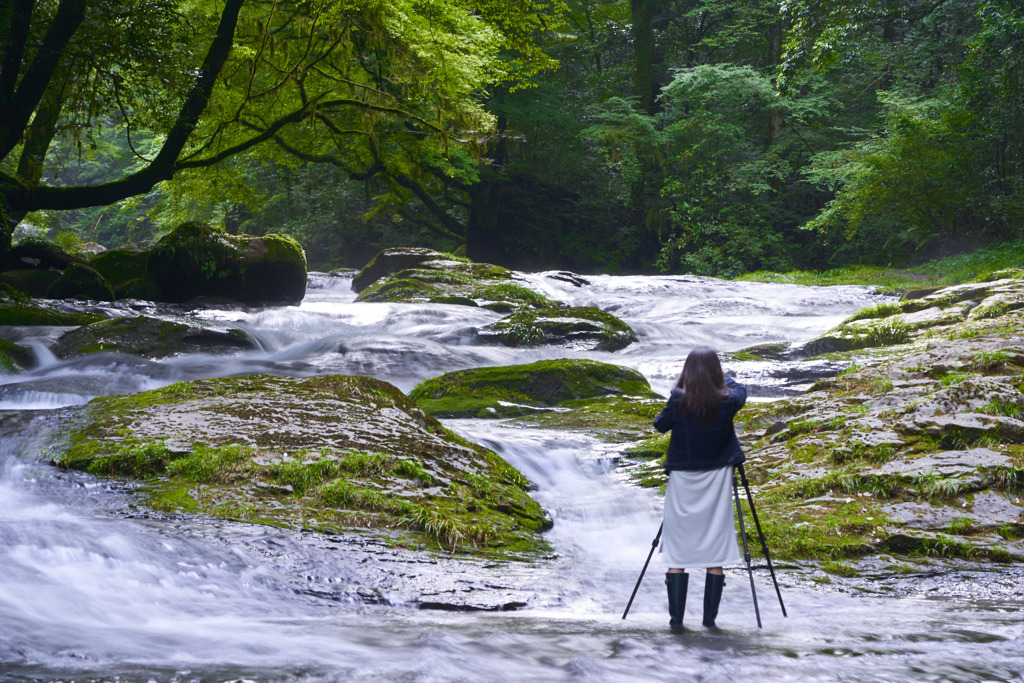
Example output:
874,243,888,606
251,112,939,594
0,300,104,326
802,276,1024,358
409,359,658,418
0,337,32,371
514,396,665,442
54,373,551,559
357,277,442,303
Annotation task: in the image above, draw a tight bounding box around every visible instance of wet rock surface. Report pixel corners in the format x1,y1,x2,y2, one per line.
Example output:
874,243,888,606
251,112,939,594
478,305,637,351
52,314,258,359
726,322,1024,573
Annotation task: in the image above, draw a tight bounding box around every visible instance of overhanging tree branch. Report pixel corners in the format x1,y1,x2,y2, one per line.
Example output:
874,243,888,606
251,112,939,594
176,106,316,170
11,0,245,211
398,207,462,241
393,172,466,238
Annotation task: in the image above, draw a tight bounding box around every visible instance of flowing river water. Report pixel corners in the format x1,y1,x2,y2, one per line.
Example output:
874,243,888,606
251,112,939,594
1,272,1022,682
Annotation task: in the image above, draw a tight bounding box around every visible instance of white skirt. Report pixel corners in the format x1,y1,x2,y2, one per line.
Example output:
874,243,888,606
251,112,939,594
660,467,742,568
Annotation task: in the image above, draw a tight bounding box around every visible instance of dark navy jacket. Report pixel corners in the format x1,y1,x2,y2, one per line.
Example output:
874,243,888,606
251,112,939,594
654,376,747,472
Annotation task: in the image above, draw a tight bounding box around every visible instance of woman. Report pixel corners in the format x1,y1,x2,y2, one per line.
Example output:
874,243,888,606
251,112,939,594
653,347,746,631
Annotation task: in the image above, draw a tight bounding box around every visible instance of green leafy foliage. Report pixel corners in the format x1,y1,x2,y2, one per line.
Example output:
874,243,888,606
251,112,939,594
6,0,1022,278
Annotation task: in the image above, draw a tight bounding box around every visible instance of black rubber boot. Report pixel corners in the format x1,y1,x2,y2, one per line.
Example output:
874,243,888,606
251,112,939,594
702,572,726,628
665,572,688,632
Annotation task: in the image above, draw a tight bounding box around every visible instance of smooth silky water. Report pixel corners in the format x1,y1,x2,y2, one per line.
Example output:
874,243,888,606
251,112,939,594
1,273,1021,681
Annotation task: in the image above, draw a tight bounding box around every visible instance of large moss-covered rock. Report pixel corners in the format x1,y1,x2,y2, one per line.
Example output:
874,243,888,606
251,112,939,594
410,359,658,418
54,374,551,558
240,233,308,304
88,244,149,289
114,277,165,301
146,222,307,305
52,315,258,359
352,247,450,293
46,262,115,301
479,306,637,351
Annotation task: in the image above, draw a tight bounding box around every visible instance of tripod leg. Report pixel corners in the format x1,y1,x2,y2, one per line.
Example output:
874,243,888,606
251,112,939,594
738,464,787,618
622,523,663,620
733,468,762,628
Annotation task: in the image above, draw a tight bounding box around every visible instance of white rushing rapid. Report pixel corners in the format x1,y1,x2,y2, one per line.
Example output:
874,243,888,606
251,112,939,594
1,272,1022,682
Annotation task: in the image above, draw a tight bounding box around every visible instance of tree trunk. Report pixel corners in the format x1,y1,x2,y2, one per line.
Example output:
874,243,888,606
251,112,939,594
465,111,508,265
0,0,85,160
767,2,784,150
465,176,507,266
7,77,67,226
631,0,656,114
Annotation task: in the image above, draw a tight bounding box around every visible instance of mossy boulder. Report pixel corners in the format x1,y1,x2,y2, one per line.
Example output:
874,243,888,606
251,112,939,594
352,247,450,293
88,244,149,289
146,222,307,305
0,269,61,297
46,262,115,301
353,248,551,311
410,359,658,418
734,342,793,361
240,233,308,304
357,277,443,303
54,374,551,558
478,306,637,351
52,315,258,359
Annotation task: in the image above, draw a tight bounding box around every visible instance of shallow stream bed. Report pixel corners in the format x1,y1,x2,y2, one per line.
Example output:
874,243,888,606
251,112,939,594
1,272,1021,681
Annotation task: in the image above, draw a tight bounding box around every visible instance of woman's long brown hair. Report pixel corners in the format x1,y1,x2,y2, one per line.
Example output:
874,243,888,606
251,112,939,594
674,347,729,425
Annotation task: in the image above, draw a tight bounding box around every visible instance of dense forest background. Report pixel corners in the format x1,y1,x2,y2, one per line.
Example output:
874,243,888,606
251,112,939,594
2,0,1022,276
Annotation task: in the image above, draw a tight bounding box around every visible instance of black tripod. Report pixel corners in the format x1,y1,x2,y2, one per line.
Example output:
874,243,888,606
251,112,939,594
732,463,787,627
622,463,786,626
